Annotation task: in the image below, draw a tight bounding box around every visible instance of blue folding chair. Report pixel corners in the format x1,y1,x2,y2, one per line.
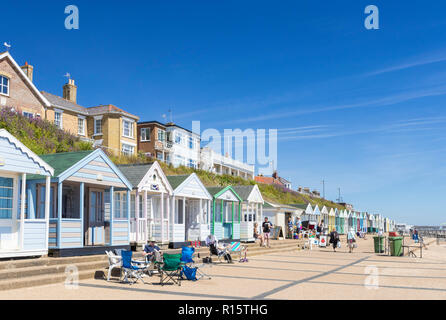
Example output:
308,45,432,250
121,250,147,284
180,246,211,280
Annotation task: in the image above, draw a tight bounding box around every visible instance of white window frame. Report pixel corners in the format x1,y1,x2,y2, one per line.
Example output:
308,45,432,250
54,109,63,129
94,116,103,135
158,129,166,142
77,116,85,136
0,75,9,96
121,143,135,156
23,112,34,119
140,127,151,142
122,118,134,139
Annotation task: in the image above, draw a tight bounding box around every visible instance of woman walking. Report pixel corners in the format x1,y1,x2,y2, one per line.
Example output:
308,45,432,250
347,227,356,253
329,228,340,252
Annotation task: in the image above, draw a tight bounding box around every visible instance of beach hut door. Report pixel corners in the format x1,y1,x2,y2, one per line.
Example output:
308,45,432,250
85,189,105,246
185,200,200,241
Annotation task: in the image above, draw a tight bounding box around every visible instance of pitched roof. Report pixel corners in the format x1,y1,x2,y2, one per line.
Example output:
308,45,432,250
41,91,88,115
231,185,255,200
87,104,139,120
41,92,139,120
287,203,307,210
0,52,51,107
35,150,95,177
206,186,226,196
263,201,275,209
167,175,190,190
116,163,154,188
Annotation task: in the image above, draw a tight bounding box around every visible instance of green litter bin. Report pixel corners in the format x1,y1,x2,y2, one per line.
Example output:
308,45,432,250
373,236,385,253
389,236,403,256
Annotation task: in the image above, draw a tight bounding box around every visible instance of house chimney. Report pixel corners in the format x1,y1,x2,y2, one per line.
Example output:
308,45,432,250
21,62,33,82
63,79,77,104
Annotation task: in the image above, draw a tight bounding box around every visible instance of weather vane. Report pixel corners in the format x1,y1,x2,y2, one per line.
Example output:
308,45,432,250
3,42,11,52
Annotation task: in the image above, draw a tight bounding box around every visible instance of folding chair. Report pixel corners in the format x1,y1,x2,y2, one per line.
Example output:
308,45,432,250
121,250,147,284
209,243,232,263
105,250,122,281
158,253,183,286
180,246,211,280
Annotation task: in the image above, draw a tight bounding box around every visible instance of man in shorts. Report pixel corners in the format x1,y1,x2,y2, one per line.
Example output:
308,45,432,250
262,217,273,248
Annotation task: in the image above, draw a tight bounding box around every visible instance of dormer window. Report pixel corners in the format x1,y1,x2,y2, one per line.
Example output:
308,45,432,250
0,76,9,95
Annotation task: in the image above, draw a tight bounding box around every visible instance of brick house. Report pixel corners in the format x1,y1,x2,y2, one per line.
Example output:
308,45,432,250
137,121,169,161
0,51,51,118
0,51,139,156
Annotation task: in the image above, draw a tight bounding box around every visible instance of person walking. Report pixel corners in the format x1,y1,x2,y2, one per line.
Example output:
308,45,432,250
347,228,356,253
262,217,273,248
329,228,340,252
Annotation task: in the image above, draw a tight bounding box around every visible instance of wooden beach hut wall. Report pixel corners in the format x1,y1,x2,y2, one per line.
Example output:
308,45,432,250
207,186,242,241
367,214,373,233
342,210,349,234
300,203,313,222
321,206,329,228
117,162,173,245
347,210,353,231
166,173,212,248
0,129,54,258
28,149,133,257
232,185,264,242
334,208,340,233
328,207,336,232
313,205,321,223
358,212,363,232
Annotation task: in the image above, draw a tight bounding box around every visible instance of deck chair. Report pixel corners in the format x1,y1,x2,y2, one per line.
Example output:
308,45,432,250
227,242,247,262
180,246,211,280
209,243,232,263
121,250,147,284
105,250,122,281
158,253,183,286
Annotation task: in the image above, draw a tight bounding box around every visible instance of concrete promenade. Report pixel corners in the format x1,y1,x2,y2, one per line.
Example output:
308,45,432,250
1,236,446,300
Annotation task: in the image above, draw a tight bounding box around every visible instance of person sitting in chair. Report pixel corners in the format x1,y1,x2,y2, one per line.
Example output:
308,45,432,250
143,240,161,263
206,234,233,263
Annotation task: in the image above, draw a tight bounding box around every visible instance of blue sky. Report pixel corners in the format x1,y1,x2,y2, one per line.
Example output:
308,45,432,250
2,1,446,225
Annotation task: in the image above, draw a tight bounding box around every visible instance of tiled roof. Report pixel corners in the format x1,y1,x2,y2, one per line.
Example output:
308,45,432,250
41,91,88,115
287,203,307,210
41,92,139,119
206,186,226,197
87,105,139,120
117,163,154,188
255,176,284,186
167,175,190,190
231,185,255,201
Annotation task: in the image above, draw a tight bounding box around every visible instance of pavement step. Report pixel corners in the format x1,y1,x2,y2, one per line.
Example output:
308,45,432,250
0,244,301,291
0,260,109,281
0,269,97,291
0,254,109,271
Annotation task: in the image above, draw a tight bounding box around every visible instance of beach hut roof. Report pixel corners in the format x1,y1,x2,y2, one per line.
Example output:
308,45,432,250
232,185,264,204
206,185,242,202
167,173,212,200
31,149,133,189
117,161,170,192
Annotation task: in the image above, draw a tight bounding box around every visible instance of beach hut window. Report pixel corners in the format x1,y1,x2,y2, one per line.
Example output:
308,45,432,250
130,194,136,218
152,197,161,220
234,203,240,222
175,199,184,224
215,202,222,223
0,177,13,219
138,194,143,218
62,185,80,219
112,192,129,218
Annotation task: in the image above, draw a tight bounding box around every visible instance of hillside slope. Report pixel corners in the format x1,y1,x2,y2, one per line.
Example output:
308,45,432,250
0,107,92,154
